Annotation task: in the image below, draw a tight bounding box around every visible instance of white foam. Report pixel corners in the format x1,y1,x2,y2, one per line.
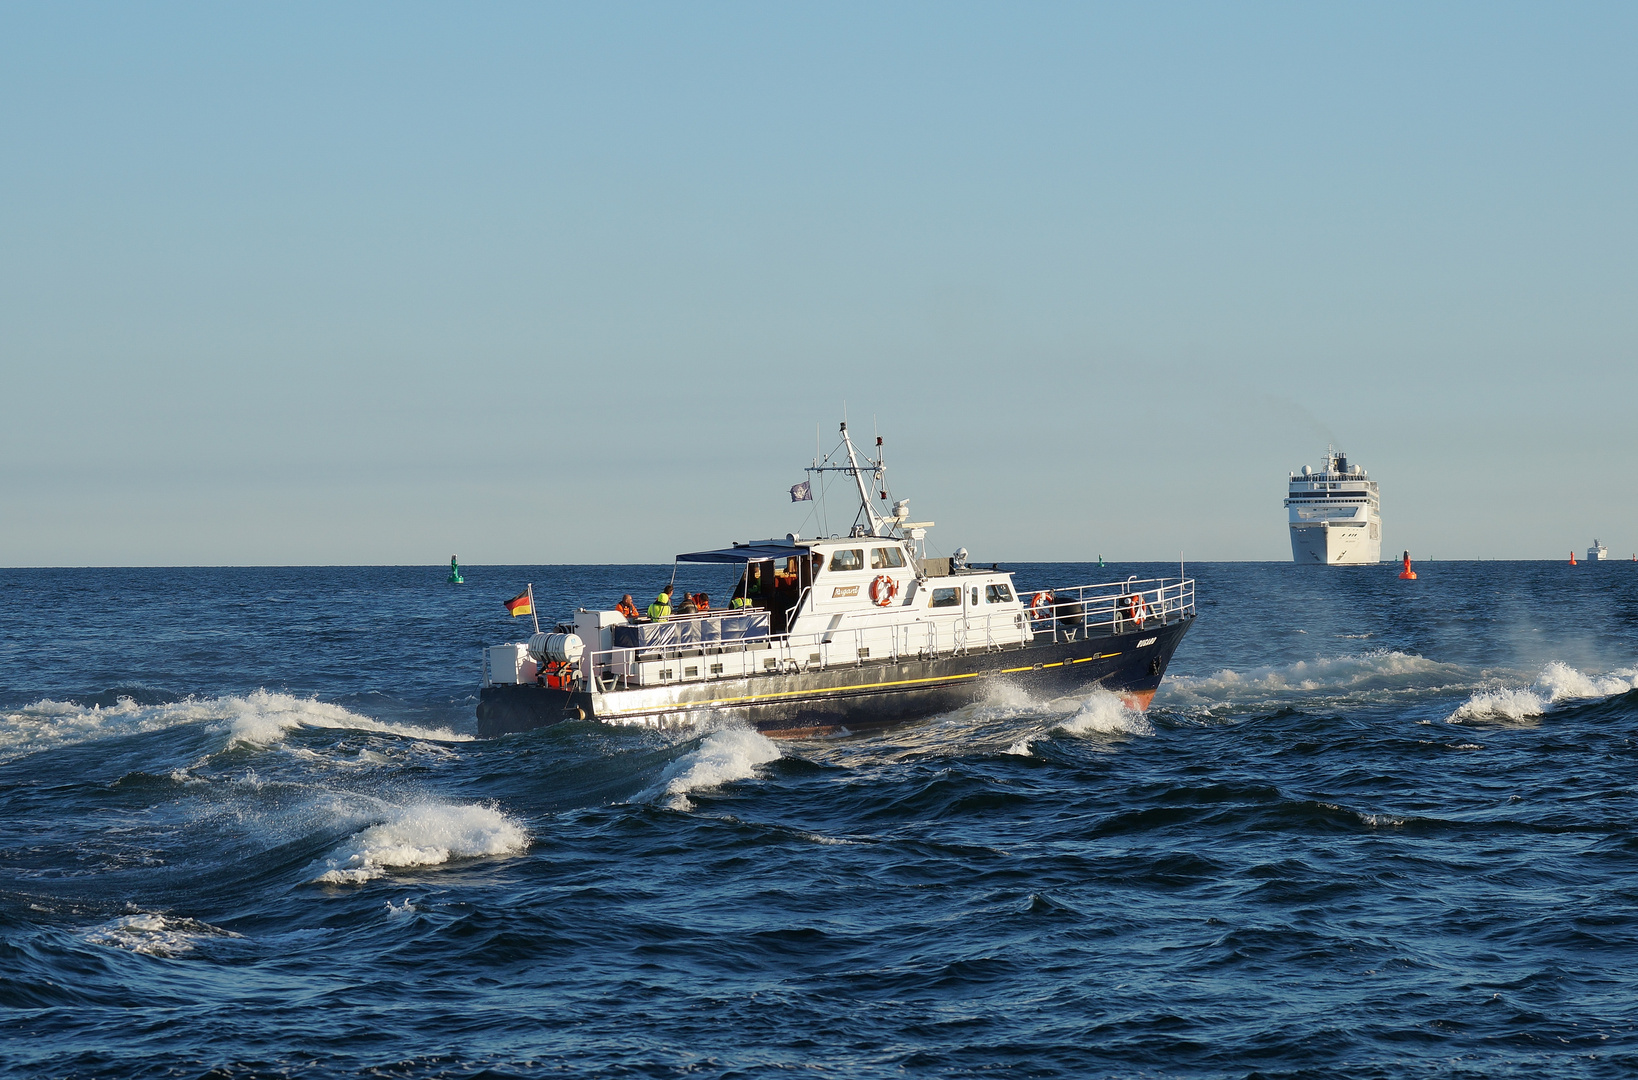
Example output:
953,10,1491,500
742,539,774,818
308,801,529,885
1449,662,1638,722
221,690,472,748
1159,650,1465,711
0,696,221,762
1451,686,1548,721
83,913,241,957
653,727,781,811
1055,688,1155,738
0,690,470,762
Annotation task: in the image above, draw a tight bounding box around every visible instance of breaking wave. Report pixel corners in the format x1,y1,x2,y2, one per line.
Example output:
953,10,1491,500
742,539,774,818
307,801,530,885
0,690,469,761
1449,662,1638,722
650,727,781,811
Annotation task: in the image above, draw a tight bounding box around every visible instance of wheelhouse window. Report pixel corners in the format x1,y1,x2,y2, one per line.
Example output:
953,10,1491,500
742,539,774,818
985,584,1013,603
828,549,865,572
869,547,906,570
929,587,960,608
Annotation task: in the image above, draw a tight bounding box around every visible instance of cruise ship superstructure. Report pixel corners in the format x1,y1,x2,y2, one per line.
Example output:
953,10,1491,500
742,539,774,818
1286,448,1382,565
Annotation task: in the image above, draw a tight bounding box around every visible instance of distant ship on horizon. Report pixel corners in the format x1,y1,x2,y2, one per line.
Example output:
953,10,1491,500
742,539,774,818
1286,447,1382,565
1587,539,1608,562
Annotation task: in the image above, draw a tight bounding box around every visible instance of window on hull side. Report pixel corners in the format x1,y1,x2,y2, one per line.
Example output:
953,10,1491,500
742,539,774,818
869,547,906,569
930,587,960,608
985,584,1013,603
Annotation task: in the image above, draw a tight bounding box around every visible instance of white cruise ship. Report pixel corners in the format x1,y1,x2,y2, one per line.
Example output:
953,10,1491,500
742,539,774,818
1286,448,1382,565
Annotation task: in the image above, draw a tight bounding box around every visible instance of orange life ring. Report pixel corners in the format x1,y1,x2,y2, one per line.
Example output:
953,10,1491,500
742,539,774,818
1122,593,1148,624
869,575,898,606
1030,591,1053,619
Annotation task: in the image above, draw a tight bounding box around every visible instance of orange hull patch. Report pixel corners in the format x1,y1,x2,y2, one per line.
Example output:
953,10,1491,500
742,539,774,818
1120,689,1156,712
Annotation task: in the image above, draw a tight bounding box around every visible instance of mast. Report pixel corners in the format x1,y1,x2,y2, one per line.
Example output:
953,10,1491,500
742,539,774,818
839,422,889,536
807,420,927,542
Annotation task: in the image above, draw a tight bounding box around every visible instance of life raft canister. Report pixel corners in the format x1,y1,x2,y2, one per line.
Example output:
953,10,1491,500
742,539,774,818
1030,591,1054,619
869,575,898,606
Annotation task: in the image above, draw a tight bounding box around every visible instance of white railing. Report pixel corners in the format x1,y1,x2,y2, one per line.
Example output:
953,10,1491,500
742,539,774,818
572,576,1194,691
1016,576,1194,643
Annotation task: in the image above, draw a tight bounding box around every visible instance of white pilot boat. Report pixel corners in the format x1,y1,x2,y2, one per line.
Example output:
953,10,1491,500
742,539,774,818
477,423,1196,739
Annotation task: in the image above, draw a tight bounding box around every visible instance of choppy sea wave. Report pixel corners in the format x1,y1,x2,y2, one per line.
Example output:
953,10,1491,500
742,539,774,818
3,561,1637,1078
0,689,468,763
1448,660,1638,722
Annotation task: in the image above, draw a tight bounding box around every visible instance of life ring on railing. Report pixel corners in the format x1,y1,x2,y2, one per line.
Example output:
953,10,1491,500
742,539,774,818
1030,591,1054,619
1121,593,1149,625
869,575,898,607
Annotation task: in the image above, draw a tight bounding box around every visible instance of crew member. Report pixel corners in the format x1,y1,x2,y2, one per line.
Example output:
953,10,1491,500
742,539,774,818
616,594,640,620
648,585,674,622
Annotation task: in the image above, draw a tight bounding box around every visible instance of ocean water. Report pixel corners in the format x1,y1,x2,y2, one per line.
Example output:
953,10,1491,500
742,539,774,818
3,560,1638,1079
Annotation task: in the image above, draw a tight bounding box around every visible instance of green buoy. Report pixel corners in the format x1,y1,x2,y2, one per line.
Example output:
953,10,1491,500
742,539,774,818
448,555,464,584
1098,554,1105,568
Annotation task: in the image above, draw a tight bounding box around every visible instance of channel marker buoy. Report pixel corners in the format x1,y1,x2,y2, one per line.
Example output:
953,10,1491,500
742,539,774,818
1570,550,1577,566
1398,551,1417,580
448,555,464,584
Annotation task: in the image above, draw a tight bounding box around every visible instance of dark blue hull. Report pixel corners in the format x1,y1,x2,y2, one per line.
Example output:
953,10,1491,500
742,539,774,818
478,615,1193,738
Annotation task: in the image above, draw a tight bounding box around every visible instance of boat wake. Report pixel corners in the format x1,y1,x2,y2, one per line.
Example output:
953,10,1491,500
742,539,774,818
1057,690,1155,738
1003,688,1153,755
1157,650,1471,715
1447,661,1638,723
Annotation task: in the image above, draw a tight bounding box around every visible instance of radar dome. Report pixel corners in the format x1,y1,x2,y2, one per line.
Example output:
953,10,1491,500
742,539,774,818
1301,465,1312,476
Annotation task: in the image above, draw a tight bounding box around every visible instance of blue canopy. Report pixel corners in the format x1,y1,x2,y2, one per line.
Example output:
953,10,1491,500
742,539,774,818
675,542,800,564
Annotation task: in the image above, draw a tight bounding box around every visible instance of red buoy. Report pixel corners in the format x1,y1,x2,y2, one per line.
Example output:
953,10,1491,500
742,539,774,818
1398,551,1417,580
1570,550,1577,566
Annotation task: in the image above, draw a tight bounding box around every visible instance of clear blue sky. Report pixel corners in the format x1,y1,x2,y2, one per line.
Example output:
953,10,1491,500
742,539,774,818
3,3,1634,565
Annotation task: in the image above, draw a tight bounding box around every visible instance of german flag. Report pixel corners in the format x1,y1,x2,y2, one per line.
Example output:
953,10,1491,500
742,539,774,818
504,590,533,617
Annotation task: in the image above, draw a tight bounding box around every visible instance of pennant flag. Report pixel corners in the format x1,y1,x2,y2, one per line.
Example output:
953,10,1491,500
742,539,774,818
790,480,812,502
504,590,533,617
